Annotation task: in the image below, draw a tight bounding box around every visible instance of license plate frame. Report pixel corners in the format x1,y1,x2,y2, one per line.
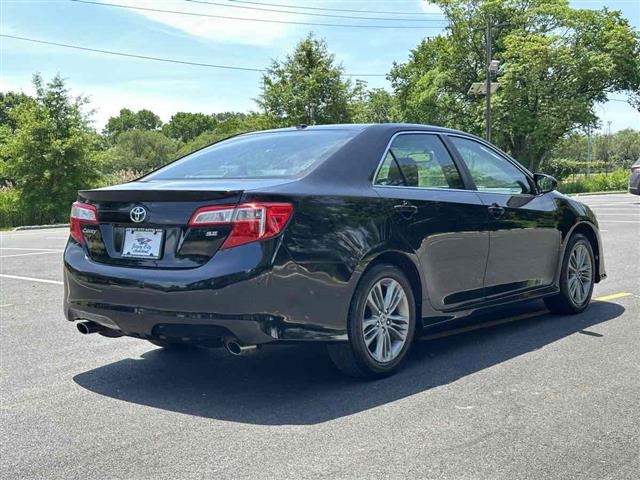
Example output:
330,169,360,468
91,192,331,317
121,228,164,259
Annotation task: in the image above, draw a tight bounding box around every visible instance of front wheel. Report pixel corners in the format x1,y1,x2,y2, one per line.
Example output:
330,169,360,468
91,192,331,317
328,264,416,379
544,233,595,314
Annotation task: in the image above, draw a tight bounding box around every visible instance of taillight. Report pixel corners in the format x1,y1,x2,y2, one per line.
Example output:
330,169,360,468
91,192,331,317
632,165,640,173
189,202,293,249
70,201,98,244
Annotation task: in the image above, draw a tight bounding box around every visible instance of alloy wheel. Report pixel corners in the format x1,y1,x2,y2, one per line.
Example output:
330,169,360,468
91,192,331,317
362,278,410,363
567,243,593,306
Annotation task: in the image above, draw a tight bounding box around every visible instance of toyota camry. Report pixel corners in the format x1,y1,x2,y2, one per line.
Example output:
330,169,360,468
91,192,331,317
64,124,605,378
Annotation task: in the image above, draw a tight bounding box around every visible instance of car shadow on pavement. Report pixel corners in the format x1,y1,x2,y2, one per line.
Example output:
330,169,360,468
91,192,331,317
73,299,625,425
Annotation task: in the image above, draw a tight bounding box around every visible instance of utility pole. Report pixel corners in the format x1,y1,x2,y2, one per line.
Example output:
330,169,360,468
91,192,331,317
485,18,492,142
469,19,505,140
586,125,591,176
605,120,612,175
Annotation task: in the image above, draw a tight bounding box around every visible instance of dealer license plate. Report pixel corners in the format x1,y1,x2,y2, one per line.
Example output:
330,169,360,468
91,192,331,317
122,228,164,259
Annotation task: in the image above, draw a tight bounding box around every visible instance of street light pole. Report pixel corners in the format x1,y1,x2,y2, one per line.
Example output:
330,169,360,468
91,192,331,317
586,125,591,176
485,18,492,142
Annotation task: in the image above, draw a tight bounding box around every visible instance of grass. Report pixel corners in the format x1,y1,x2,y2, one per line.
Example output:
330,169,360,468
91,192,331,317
557,169,630,194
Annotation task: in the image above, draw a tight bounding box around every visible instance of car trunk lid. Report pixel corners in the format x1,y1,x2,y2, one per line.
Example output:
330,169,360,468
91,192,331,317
76,179,292,268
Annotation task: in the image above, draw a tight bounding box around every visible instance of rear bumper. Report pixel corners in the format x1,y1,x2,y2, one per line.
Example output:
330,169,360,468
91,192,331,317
64,240,350,345
66,303,279,345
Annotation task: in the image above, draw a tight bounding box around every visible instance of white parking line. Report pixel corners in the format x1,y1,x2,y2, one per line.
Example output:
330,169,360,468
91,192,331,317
0,248,64,252
597,220,640,223
0,251,63,258
0,230,67,237
589,204,639,207
582,202,638,207
0,274,63,285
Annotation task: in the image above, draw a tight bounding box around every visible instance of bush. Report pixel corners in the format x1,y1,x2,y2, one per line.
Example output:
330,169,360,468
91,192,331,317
103,169,145,186
558,169,630,194
0,186,22,228
539,158,607,181
98,129,180,174
175,130,221,158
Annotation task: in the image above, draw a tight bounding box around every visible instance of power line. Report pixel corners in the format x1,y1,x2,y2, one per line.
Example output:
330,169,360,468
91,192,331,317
0,34,387,77
69,0,443,29
1,34,262,72
226,0,444,16
184,0,446,22
3,34,635,106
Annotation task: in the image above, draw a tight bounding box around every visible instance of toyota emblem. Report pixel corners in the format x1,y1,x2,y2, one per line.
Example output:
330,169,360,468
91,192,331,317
130,206,147,223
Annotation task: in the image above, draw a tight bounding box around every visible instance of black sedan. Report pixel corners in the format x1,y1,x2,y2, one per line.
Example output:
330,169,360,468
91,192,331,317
64,124,606,378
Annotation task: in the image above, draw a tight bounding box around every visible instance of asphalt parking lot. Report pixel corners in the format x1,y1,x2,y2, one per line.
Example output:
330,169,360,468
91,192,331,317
1,193,639,480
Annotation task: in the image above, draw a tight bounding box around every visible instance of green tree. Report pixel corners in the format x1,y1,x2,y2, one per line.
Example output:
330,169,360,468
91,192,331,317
0,92,35,133
136,109,163,130
212,111,248,123
0,74,101,224
104,108,136,138
610,128,640,166
99,129,179,174
1,92,36,184
257,34,354,126
176,112,271,157
162,112,218,142
549,132,588,162
104,108,162,139
389,0,640,171
351,80,396,123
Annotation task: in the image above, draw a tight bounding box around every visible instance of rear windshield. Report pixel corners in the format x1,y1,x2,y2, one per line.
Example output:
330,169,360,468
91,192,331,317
144,129,359,180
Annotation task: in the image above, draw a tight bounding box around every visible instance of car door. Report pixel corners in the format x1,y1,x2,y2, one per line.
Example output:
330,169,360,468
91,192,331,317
446,135,562,299
373,132,490,314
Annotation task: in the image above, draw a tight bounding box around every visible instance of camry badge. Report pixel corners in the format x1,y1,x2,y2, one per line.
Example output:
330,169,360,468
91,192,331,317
130,206,147,223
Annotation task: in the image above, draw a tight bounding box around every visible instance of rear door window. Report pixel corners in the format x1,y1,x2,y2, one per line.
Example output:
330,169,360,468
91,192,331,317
375,134,464,189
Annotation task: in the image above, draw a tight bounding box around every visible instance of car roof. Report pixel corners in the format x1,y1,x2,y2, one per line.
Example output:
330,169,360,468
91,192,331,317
243,123,473,137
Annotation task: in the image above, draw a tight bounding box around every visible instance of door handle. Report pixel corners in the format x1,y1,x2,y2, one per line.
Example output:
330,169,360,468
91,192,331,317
488,203,505,219
394,203,418,219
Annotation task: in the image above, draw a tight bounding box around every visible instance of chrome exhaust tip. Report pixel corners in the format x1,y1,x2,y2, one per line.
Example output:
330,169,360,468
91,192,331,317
224,337,258,356
77,321,105,335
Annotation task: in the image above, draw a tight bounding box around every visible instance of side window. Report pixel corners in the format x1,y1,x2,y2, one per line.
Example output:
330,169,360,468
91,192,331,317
448,136,531,194
375,134,464,189
375,152,405,186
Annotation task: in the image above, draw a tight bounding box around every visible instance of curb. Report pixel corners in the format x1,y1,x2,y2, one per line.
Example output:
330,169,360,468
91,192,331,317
13,224,70,231
567,190,627,197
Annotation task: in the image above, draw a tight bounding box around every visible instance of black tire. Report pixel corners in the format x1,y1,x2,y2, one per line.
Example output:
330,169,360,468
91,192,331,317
148,339,194,350
544,233,595,315
327,263,416,379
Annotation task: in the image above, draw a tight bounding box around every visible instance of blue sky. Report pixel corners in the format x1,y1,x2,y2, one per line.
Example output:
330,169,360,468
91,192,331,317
1,0,639,132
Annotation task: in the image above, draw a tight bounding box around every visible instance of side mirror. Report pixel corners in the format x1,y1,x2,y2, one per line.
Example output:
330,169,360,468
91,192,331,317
534,173,557,194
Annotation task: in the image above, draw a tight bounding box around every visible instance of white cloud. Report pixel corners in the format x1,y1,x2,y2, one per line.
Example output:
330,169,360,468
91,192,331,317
99,0,302,46
0,76,255,129
86,84,254,129
419,1,444,15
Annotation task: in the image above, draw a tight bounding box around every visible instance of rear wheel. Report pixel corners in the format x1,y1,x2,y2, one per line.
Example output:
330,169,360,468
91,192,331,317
544,233,595,314
328,264,416,379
